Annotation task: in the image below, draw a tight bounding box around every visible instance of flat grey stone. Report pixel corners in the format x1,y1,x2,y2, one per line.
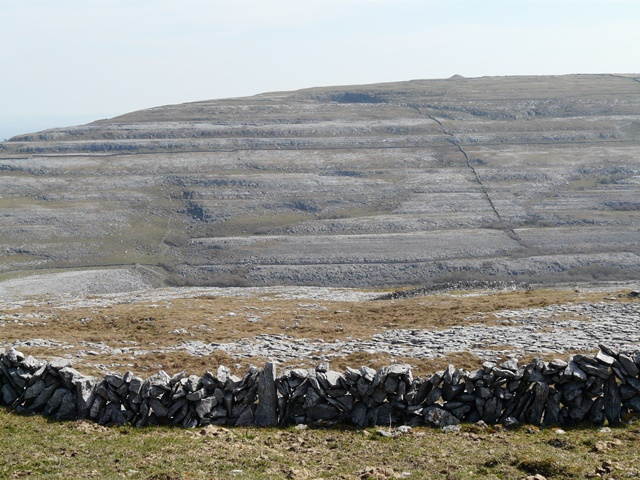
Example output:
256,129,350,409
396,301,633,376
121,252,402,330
48,358,72,370
20,356,42,370
235,405,254,426
9,368,30,389
359,366,376,382
501,357,519,371
302,388,322,409
618,354,639,377
76,376,97,418
170,370,186,386
323,371,343,390
186,388,208,401
55,390,77,420
24,379,46,401
200,371,216,390
196,397,217,418
30,383,61,411
216,365,230,384
306,403,339,421
104,373,124,389
89,395,107,419
184,375,200,393
42,387,69,416
626,395,640,413
493,368,516,379
148,398,168,417
388,364,412,377
289,368,309,380
58,367,84,389
167,398,187,418
564,361,588,381
128,376,144,395
596,350,616,366
423,406,460,427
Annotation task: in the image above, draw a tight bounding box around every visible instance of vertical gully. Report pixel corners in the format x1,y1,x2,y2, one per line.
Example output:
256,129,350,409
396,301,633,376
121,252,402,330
410,106,528,248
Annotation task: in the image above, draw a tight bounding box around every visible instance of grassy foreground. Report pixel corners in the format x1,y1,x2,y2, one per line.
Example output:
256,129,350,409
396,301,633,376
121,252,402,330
1,408,639,479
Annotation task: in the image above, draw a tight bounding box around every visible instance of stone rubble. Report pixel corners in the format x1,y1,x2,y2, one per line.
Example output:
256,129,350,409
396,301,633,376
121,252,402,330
3,282,639,369
3,299,639,375
174,301,640,363
0,285,381,311
374,280,531,300
3,343,640,429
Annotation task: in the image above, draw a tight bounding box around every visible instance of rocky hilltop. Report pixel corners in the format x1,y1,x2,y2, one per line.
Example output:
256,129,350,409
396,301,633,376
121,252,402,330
1,74,639,288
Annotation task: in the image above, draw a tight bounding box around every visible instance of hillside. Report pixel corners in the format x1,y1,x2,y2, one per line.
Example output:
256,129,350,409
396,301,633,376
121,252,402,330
1,74,639,288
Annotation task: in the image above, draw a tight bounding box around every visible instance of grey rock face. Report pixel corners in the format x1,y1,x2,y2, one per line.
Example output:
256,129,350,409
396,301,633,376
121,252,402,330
618,354,639,377
76,377,97,419
255,362,278,427
30,383,61,411
565,361,588,381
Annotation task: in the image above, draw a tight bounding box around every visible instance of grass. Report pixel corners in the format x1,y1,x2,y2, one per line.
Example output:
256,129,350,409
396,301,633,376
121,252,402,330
1,408,640,479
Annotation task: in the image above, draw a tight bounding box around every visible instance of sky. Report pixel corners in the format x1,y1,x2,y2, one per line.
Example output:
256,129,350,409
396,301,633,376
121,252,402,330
1,0,639,140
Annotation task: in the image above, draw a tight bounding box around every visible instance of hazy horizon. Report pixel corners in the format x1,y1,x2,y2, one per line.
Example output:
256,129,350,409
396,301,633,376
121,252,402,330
2,70,639,142
2,0,639,142
0,114,114,142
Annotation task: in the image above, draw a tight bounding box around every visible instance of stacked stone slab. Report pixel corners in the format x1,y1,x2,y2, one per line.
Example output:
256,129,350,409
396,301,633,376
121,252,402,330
87,365,263,427
0,348,262,427
0,348,88,421
2,344,640,428
276,363,414,426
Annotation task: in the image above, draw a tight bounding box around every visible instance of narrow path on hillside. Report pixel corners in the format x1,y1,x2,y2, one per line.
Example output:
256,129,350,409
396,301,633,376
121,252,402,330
410,105,528,248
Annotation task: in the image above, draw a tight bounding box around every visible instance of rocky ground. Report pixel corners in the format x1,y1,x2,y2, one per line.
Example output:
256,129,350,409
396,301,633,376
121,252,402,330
1,275,638,377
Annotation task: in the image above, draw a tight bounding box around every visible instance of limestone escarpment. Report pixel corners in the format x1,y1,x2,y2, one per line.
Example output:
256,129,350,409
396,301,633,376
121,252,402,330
1,74,639,287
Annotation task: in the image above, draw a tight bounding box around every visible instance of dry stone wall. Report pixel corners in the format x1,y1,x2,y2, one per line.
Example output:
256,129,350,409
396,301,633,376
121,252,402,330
2,345,640,429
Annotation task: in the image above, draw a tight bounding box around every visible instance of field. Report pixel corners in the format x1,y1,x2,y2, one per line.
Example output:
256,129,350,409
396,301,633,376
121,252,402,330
2,282,638,378
1,277,640,479
2,408,640,479
2,73,640,478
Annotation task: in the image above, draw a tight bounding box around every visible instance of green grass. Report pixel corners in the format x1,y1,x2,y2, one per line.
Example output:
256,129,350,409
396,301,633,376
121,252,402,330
2,407,640,479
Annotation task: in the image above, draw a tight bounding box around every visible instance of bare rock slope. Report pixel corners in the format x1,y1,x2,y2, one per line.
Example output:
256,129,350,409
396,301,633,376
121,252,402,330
1,74,639,287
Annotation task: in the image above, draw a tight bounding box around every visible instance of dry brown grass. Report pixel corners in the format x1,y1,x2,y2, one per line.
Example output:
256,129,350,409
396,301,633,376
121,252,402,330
1,288,633,377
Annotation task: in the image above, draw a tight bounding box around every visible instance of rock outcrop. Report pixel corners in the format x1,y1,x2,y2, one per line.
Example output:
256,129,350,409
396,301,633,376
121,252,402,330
1,74,639,288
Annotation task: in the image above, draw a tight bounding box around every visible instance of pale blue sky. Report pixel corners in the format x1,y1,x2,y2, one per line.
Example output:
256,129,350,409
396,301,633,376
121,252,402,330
1,0,639,140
